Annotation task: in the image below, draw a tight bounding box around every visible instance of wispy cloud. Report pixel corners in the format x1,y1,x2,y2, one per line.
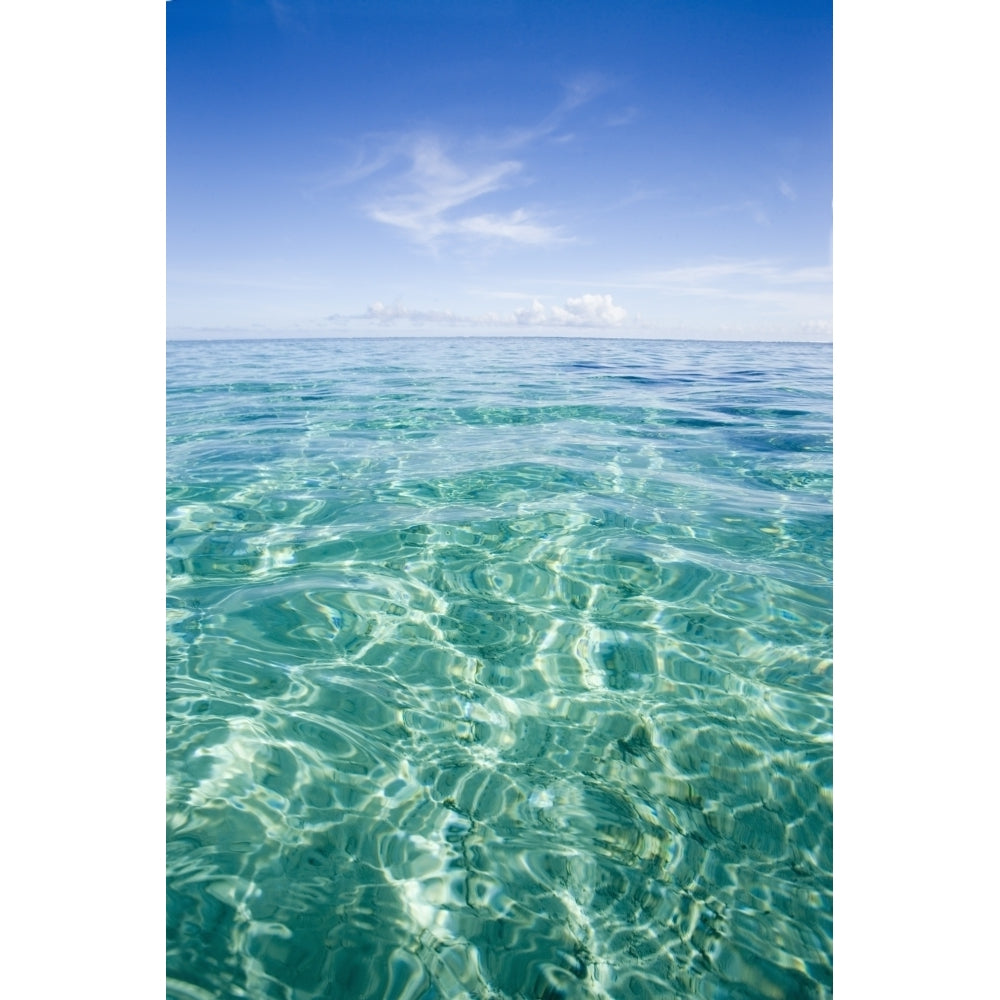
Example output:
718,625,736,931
559,72,612,111
353,133,566,248
493,73,612,149
266,0,292,24
264,0,320,33
645,260,831,289
697,199,770,226
612,259,831,315
452,209,565,244
333,76,612,249
778,178,797,200
608,183,664,211
605,106,639,127
364,302,491,326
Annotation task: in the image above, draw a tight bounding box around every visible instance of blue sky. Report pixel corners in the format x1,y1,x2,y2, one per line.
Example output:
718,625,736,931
167,0,832,340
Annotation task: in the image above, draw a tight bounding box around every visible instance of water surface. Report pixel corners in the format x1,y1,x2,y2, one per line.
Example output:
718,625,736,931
167,337,832,1000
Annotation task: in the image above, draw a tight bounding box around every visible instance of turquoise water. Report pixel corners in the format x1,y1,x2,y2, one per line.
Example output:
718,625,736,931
166,337,832,1000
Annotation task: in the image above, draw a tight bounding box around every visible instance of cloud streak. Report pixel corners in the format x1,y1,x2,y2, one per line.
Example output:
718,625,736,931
611,259,832,316
605,106,639,127
645,260,831,289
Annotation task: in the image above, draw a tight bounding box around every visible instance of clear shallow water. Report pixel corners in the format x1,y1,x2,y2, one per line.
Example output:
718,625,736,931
166,337,832,1000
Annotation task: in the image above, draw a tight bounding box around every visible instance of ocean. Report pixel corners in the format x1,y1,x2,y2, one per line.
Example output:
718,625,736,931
166,336,832,1000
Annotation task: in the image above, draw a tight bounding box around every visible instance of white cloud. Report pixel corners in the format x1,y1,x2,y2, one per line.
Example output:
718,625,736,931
515,293,627,327
779,178,797,200
453,209,564,245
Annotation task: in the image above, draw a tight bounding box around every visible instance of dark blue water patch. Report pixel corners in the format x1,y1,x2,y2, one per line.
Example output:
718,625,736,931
609,373,701,386
231,409,285,424
716,405,815,420
667,416,733,429
728,430,832,454
565,360,611,371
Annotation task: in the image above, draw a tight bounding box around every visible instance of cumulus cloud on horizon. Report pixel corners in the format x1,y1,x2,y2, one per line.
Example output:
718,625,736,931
514,293,627,327
358,293,628,329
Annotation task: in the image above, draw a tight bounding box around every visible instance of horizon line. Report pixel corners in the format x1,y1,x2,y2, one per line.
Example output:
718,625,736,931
166,333,833,346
